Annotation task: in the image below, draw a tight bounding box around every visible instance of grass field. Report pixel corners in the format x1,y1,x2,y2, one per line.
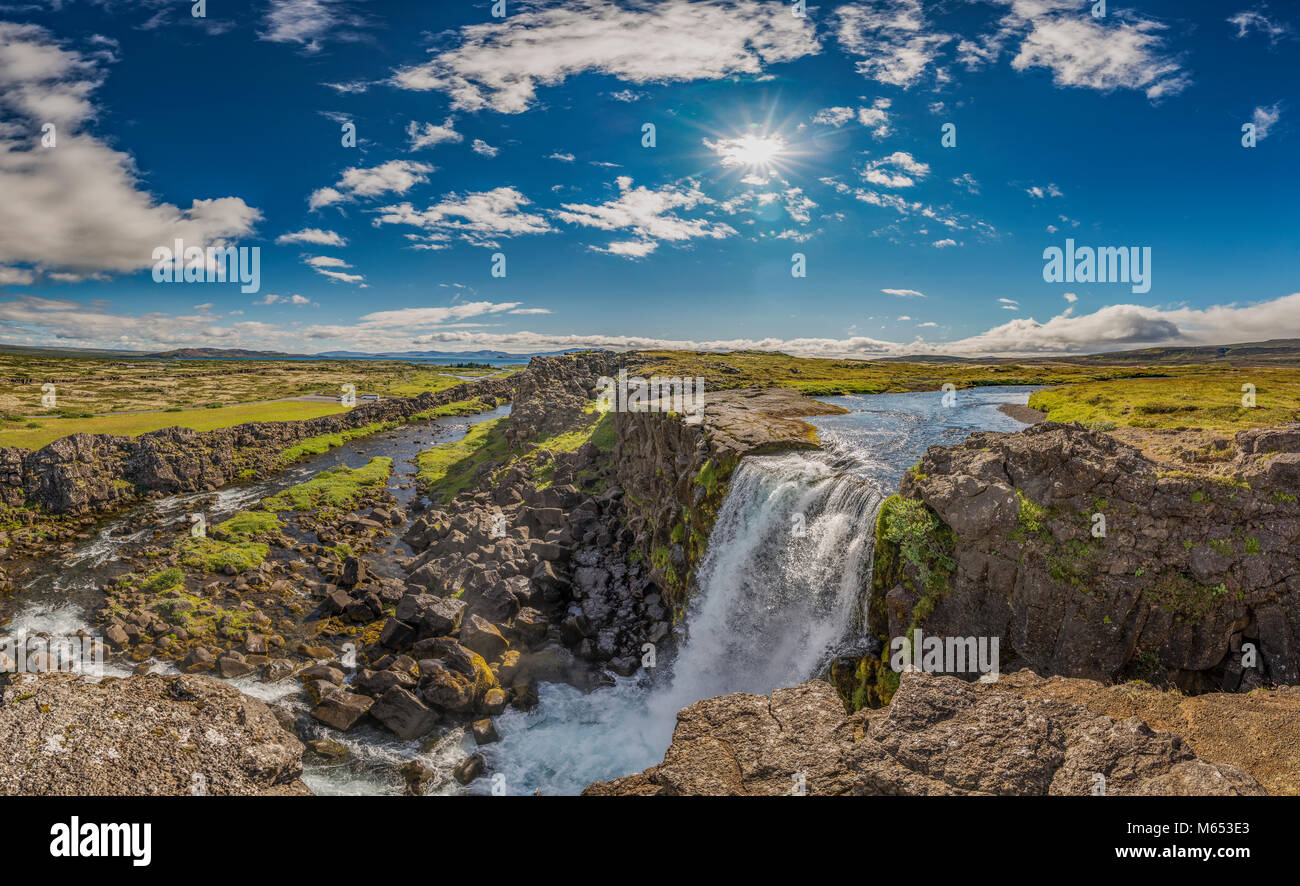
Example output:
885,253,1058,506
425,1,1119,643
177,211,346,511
0,400,346,449
1027,368,1300,431
628,349,1181,396
0,355,518,417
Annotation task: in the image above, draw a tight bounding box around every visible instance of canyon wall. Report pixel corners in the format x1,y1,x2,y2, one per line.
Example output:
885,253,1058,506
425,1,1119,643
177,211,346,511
870,421,1300,693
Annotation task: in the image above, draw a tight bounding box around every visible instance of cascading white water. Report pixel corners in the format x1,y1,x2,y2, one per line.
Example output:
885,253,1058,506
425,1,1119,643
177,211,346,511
478,450,883,796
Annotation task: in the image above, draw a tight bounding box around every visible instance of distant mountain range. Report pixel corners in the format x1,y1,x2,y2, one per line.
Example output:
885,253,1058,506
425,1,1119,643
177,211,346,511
876,339,1300,365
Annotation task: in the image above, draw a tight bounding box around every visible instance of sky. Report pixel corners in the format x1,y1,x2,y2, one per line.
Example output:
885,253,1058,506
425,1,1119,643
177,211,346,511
0,0,1296,357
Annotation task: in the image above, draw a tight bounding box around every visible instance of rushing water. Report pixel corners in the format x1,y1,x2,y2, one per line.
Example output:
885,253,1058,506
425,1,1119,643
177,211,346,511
474,385,1039,795
1,386,1036,796
0,405,511,795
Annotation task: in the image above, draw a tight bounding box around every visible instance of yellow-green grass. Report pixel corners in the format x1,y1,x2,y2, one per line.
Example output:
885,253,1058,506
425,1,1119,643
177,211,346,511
416,417,511,503
0,400,347,449
211,510,282,541
1027,369,1300,431
383,367,518,398
263,457,393,512
279,421,396,463
0,355,426,416
177,536,270,573
628,350,1176,397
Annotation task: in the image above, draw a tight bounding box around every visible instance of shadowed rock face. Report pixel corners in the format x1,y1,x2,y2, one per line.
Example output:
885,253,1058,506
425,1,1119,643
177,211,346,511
0,672,308,796
583,671,1266,796
0,377,513,514
877,421,1300,691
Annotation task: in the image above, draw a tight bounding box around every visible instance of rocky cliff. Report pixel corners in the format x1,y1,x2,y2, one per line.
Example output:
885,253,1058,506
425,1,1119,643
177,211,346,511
869,421,1300,693
0,376,513,515
612,387,846,613
584,669,1271,796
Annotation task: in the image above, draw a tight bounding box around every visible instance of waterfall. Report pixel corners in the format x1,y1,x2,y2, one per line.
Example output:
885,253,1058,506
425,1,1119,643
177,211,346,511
479,449,882,796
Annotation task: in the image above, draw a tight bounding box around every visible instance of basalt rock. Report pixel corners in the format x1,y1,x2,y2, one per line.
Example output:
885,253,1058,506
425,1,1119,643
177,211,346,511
583,671,1266,796
871,422,1300,692
0,672,308,795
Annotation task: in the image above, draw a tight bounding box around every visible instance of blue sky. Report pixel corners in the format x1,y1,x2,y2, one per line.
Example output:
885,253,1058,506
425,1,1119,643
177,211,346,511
0,0,1295,356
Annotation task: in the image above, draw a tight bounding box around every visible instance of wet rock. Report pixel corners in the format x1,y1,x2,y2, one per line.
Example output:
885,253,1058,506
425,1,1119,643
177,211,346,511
309,690,374,732
453,753,486,785
371,686,440,740
472,718,500,745
460,614,509,661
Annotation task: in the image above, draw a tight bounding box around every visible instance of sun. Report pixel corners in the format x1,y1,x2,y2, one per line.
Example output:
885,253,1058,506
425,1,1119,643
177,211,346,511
707,133,790,170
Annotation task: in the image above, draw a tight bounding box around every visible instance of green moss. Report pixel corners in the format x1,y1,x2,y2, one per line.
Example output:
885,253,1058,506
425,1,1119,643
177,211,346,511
264,457,393,512
280,422,390,463
177,537,269,574
211,510,281,540
1016,490,1049,534
138,567,185,593
871,495,957,640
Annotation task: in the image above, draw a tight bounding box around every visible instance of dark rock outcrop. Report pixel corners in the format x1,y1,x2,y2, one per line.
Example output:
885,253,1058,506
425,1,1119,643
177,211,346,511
584,671,1267,796
872,421,1300,691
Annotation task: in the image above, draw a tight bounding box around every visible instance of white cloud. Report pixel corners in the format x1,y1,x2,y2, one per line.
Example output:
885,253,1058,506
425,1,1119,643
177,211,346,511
261,0,371,53
862,151,929,188
391,0,820,113
952,172,980,193
1252,103,1281,140
471,139,500,158
374,187,553,249
276,228,346,246
0,23,260,285
882,288,925,298
857,98,893,138
812,106,856,127
303,255,350,269
931,238,956,248
309,159,434,209
407,118,462,150
548,151,576,162
833,0,953,88
995,0,1191,101
1228,9,1292,43
12,292,1300,361
1063,292,1078,302
834,0,1189,102
554,176,737,258
1025,183,1063,199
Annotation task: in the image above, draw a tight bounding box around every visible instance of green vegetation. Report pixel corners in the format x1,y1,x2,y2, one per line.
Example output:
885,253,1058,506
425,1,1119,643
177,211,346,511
177,536,269,573
264,457,393,512
415,417,511,504
211,510,281,540
1027,369,1300,431
279,422,393,462
871,496,957,636
1016,490,1049,534
630,349,1174,397
138,567,185,593
0,400,348,449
